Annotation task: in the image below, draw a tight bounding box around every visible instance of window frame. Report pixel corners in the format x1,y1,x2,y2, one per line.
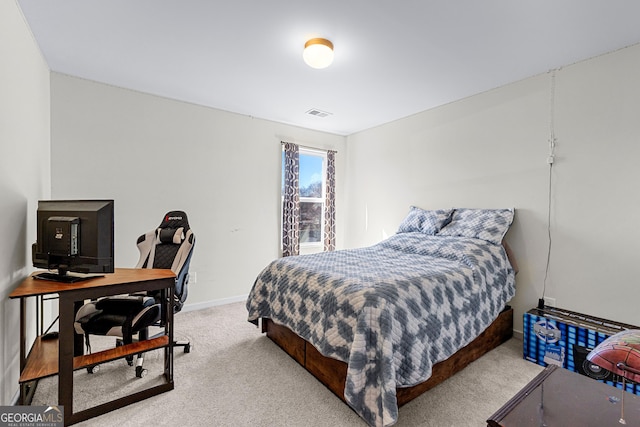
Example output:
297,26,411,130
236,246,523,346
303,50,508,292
298,148,326,248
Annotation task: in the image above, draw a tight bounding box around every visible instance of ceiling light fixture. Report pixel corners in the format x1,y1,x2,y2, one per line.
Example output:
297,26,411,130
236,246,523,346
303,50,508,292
303,38,334,69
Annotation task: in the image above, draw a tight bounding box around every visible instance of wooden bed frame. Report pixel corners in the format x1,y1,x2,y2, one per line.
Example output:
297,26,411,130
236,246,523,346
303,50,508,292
261,306,513,407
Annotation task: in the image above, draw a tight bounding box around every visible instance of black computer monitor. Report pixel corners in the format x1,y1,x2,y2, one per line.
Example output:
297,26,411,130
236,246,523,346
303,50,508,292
32,199,114,283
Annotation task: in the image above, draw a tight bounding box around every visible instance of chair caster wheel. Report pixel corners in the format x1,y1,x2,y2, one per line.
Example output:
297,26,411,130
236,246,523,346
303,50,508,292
136,366,147,378
87,365,100,374
184,344,191,353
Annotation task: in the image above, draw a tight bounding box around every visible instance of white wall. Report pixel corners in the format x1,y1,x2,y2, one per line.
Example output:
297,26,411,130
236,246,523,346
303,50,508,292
50,74,346,307
0,0,51,405
551,46,640,324
345,44,640,332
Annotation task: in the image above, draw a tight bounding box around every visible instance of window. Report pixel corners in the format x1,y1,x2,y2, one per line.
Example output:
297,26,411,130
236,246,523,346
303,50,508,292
298,150,325,246
281,147,327,251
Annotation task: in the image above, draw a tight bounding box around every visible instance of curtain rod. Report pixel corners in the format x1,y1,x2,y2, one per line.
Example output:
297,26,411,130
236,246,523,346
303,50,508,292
281,141,337,153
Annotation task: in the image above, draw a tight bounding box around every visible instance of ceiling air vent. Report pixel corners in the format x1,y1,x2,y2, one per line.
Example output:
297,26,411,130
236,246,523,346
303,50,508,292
305,108,332,118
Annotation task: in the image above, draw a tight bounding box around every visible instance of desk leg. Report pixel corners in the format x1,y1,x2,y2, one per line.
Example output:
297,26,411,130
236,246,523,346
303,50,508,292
19,298,26,370
18,298,26,404
59,295,75,425
164,287,174,382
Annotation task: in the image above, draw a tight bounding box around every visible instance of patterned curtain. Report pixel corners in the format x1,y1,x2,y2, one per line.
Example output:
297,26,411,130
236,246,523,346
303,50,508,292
282,142,300,257
324,150,336,251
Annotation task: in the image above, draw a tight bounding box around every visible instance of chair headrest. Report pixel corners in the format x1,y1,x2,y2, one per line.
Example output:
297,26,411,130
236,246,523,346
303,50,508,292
158,227,185,244
159,211,190,231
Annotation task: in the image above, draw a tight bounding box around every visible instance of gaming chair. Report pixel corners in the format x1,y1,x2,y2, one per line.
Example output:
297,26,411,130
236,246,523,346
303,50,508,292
74,210,195,377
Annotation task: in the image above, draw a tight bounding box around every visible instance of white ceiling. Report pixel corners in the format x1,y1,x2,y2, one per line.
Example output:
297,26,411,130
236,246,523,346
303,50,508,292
17,0,640,136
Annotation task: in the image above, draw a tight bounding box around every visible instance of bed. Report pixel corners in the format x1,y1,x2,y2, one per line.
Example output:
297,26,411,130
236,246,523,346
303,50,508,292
246,207,517,426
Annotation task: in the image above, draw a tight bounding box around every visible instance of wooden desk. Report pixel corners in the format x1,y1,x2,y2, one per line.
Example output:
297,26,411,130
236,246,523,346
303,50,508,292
487,365,640,427
9,268,176,426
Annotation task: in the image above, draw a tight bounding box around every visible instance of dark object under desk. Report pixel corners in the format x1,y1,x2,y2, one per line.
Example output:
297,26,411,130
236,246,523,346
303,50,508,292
487,364,640,427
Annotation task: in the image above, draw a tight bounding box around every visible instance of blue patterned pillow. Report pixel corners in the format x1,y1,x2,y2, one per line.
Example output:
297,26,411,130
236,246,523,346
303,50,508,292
397,206,453,235
437,208,514,244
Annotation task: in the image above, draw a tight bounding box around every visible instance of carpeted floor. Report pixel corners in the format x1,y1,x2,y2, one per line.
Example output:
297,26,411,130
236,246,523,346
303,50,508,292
32,302,543,426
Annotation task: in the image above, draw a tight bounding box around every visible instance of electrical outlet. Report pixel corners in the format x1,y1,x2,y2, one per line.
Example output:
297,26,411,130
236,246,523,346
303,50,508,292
190,272,197,284
544,296,556,307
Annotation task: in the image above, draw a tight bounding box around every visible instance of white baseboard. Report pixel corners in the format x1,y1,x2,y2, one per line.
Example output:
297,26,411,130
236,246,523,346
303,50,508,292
181,294,247,312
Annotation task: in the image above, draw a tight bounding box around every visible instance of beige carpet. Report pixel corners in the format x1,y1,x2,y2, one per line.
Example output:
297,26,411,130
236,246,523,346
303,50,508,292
32,302,543,426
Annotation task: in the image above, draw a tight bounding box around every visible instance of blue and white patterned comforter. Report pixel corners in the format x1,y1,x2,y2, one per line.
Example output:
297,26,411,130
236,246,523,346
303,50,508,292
246,232,515,426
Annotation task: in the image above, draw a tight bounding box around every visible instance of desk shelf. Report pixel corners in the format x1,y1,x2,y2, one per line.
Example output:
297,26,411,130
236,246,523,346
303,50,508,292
20,335,170,383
